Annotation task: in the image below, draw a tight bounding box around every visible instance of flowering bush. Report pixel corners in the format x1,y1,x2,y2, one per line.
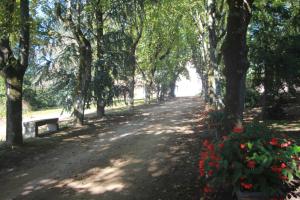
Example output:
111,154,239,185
199,123,300,198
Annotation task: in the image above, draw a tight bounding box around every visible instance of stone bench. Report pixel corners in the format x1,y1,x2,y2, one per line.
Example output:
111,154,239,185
23,118,59,138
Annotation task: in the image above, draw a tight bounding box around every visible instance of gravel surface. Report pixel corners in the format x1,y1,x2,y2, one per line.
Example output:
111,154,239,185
0,97,203,200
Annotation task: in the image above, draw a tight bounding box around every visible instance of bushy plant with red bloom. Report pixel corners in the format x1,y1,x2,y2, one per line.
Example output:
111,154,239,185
232,126,244,133
199,123,300,198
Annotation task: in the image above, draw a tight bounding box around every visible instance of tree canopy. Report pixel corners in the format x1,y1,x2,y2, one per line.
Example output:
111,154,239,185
0,0,299,145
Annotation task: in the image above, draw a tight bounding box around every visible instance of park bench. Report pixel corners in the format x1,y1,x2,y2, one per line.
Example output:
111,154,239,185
23,118,59,137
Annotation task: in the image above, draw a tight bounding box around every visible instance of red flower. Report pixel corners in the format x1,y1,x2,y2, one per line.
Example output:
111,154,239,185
280,175,288,180
280,141,291,148
222,136,229,141
233,126,244,133
271,166,282,173
200,152,208,159
210,154,221,162
281,163,287,169
199,160,205,177
240,143,246,150
218,143,224,149
207,144,214,151
247,160,256,168
203,185,213,193
208,160,220,168
240,177,246,181
208,170,214,176
270,138,278,146
241,182,253,190
203,139,210,147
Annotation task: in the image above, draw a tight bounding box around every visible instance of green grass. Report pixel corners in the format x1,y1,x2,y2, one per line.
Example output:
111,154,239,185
0,98,146,120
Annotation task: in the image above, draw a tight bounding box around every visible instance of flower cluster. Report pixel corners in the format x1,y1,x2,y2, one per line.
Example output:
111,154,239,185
199,123,300,198
199,140,221,177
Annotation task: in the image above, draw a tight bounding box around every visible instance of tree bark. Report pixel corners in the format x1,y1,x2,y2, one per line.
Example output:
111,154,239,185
128,75,135,110
128,35,141,110
202,73,209,102
207,66,216,105
96,98,105,118
127,1,144,110
168,81,176,98
6,75,23,145
94,1,106,118
144,82,151,104
262,64,274,119
208,0,224,109
222,0,253,131
0,0,30,145
74,38,92,125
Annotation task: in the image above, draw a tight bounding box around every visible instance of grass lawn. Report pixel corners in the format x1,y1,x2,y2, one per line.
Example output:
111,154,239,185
0,98,147,142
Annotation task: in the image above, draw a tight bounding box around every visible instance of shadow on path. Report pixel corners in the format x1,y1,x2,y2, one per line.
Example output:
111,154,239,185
0,97,204,200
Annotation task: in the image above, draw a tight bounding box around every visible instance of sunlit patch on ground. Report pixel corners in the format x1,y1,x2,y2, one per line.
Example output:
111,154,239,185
55,159,138,195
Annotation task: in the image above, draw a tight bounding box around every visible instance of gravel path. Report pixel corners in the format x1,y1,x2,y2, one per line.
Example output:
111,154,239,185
0,97,203,200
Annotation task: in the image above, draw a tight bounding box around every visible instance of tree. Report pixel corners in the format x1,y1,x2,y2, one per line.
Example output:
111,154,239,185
92,0,114,118
189,0,226,108
56,1,92,125
0,0,30,145
207,0,226,108
222,0,253,131
137,0,187,103
248,0,300,119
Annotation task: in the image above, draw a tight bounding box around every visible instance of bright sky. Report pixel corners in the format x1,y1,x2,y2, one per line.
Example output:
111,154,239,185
176,62,202,97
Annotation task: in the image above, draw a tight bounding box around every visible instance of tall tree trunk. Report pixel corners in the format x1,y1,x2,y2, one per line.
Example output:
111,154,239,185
208,0,223,109
0,0,30,145
94,1,105,118
262,64,273,119
222,0,253,131
74,40,92,125
144,82,151,104
126,0,144,110
207,67,216,105
128,76,135,110
6,75,23,145
128,46,138,110
207,0,217,107
56,2,92,125
156,85,161,102
96,98,105,117
203,73,209,102
168,81,176,98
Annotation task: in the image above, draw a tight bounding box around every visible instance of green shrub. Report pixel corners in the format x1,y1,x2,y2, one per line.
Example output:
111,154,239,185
199,123,300,198
207,110,225,125
245,88,261,108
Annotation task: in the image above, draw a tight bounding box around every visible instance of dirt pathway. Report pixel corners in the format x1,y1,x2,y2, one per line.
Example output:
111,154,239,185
0,97,203,200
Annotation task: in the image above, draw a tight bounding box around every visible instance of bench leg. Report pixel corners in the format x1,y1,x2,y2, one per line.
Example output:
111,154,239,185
35,125,38,137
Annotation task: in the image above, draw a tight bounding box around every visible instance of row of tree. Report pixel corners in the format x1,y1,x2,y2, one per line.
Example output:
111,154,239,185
189,0,299,131
0,0,192,145
1,0,299,145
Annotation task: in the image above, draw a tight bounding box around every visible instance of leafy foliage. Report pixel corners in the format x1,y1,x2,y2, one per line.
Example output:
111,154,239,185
199,123,300,198
248,0,300,109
